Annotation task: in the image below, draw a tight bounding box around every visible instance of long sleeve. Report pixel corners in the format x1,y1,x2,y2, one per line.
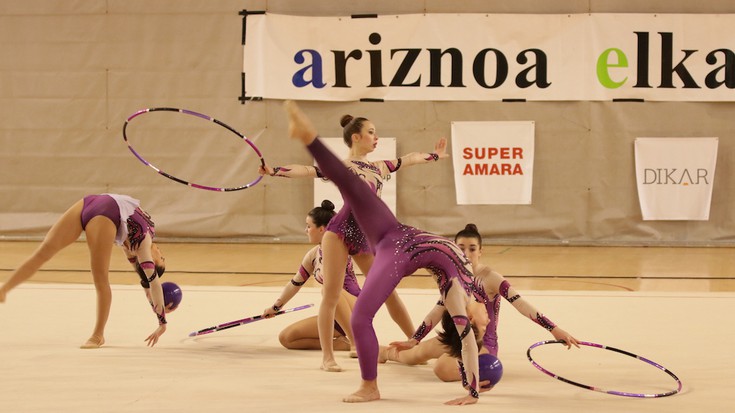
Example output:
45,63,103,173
412,299,446,342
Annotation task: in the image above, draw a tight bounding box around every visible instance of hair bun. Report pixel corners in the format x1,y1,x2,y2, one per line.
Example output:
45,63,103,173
320,199,335,211
340,114,354,128
465,223,479,233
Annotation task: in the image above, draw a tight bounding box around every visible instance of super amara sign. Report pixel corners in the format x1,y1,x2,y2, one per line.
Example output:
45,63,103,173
242,13,735,102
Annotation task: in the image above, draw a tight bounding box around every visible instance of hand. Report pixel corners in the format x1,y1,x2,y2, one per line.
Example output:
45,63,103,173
262,306,278,319
388,338,418,351
434,137,449,159
444,395,479,406
479,380,493,391
144,324,167,347
258,164,274,176
551,327,580,349
121,243,137,258
164,302,178,313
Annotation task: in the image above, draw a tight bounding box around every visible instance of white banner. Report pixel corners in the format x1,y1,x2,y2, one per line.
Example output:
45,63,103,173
243,13,735,102
313,138,397,214
451,121,534,205
634,137,718,220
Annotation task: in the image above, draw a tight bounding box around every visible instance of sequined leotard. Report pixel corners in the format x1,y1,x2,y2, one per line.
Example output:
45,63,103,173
472,276,557,356
81,194,155,249
307,138,480,398
298,245,361,297
324,159,399,255
296,245,360,336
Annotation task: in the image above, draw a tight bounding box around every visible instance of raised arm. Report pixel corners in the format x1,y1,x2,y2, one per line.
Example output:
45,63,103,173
387,137,449,170
263,246,317,318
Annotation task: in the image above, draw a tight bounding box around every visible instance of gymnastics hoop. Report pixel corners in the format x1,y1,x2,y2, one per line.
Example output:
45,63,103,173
122,107,266,192
188,304,315,337
527,340,682,398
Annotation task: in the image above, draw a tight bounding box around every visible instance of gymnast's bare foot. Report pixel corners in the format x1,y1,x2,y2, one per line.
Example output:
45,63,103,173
0,287,7,303
80,335,105,349
333,335,351,352
321,359,343,372
343,380,380,403
284,100,317,145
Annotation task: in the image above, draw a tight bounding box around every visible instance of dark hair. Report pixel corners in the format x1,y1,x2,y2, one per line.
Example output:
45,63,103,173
134,262,166,289
455,223,482,246
340,114,369,148
308,199,336,227
437,310,483,358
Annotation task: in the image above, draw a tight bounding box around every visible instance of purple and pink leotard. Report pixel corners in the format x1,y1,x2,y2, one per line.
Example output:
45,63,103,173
295,244,361,336
473,278,557,356
307,138,480,397
323,159,400,256
81,194,155,248
298,244,361,297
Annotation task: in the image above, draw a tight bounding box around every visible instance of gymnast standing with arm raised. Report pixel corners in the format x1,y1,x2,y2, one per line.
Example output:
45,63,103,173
259,113,447,372
0,193,171,348
285,100,484,406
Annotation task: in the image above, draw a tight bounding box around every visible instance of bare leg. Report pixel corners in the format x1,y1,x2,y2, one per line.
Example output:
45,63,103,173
278,315,350,351
318,231,349,372
0,200,85,302
80,216,116,349
384,292,414,337
334,290,357,356
433,353,463,382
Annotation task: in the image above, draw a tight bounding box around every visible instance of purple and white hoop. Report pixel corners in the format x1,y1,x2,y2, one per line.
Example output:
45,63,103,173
527,339,682,398
122,107,265,192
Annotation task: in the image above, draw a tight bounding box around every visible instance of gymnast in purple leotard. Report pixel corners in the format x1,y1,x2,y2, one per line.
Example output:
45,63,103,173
391,224,580,386
285,101,484,406
262,200,361,353
0,194,172,349
260,113,448,372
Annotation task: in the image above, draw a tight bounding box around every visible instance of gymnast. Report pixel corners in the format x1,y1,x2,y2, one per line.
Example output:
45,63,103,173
285,100,484,405
260,112,447,372
0,193,171,348
262,200,359,355
383,223,579,385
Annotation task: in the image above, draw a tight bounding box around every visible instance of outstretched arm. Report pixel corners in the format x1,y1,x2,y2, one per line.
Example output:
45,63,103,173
379,337,447,365
391,298,446,350
259,162,324,178
478,267,580,349
263,246,316,318
392,137,449,169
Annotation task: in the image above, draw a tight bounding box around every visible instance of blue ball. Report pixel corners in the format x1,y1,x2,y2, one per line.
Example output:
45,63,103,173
478,354,503,388
162,282,182,310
